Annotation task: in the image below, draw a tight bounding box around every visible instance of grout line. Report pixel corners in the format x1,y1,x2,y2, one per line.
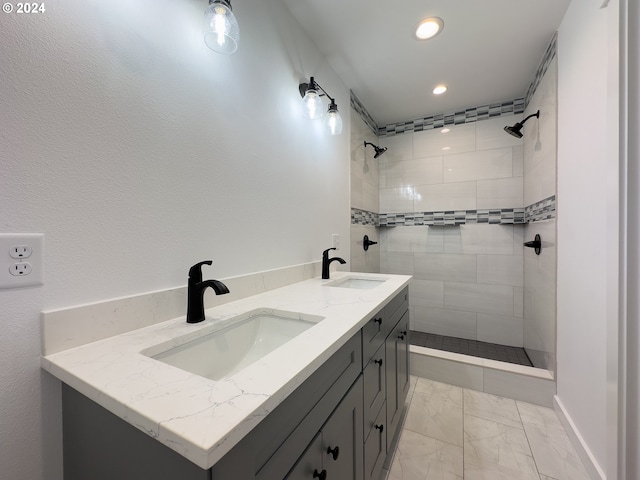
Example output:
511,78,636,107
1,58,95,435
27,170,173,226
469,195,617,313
516,400,544,479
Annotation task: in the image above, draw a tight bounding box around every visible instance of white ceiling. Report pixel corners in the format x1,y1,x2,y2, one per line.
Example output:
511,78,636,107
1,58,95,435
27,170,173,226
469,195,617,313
282,0,572,126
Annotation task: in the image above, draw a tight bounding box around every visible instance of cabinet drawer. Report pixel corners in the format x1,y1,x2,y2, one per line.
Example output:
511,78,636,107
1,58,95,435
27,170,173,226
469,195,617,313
362,288,408,366
363,401,387,480
214,333,362,480
363,344,385,441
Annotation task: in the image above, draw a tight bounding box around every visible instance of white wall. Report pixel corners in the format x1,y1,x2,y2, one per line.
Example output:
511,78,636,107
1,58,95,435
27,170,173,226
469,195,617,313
623,0,639,476
0,1,350,478
556,0,617,475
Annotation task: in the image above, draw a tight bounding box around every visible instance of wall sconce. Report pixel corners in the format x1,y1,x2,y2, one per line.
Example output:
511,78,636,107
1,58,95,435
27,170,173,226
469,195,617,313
203,0,239,54
299,77,343,135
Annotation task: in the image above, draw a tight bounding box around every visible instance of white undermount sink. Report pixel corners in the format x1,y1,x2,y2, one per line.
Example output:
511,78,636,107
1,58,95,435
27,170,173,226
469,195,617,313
144,309,323,381
324,276,388,290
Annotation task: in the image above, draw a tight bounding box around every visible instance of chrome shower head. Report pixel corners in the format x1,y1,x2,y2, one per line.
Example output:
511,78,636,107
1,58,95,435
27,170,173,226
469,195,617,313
364,141,388,158
504,110,540,138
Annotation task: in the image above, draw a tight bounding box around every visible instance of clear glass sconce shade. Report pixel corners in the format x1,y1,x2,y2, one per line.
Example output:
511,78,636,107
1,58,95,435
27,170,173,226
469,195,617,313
302,89,324,120
203,0,239,54
325,105,343,135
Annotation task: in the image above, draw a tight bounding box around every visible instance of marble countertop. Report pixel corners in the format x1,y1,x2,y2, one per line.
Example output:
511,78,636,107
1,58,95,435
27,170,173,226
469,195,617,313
41,272,411,470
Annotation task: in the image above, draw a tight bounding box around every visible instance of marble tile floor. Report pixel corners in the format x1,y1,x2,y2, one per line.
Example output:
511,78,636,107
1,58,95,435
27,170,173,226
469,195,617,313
381,376,590,480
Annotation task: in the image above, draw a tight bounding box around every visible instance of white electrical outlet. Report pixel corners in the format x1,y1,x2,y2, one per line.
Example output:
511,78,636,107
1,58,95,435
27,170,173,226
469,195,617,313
0,234,44,289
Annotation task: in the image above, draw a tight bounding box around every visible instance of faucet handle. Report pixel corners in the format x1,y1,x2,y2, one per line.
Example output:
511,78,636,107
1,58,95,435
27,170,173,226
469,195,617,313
322,247,337,256
189,260,213,283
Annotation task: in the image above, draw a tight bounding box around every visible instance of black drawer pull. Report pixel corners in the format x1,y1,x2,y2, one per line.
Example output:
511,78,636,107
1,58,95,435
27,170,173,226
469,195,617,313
374,358,383,367
313,469,327,480
327,445,340,461
375,424,384,433
373,317,382,325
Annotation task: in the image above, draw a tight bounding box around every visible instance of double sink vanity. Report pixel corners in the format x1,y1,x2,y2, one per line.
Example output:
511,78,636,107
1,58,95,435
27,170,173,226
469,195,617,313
42,271,411,480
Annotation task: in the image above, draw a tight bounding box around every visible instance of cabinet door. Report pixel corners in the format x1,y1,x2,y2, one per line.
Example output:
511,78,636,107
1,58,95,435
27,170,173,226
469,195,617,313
363,344,385,441
385,310,410,449
363,401,386,480
322,376,363,480
285,433,324,480
397,312,410,410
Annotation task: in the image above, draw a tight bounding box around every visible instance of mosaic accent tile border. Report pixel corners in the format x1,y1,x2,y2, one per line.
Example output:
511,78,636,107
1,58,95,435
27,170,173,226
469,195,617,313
350,91,379,136
378,208,526,226
378,98,525,137
352,197,555,227
526,195,556,222
351,208,378,226
525,32,557,108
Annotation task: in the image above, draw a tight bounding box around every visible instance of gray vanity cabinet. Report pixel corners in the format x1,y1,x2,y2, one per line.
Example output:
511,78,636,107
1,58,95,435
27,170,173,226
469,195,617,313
362,288,409,480
285,375,363,480
60,287,409,480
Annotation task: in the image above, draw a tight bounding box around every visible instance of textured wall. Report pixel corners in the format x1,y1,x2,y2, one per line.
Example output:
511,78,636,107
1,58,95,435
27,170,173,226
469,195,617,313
0,1,350,478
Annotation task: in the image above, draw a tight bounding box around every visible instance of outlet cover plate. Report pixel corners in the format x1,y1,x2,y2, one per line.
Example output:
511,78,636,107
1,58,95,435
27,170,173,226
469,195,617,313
0,234,44,289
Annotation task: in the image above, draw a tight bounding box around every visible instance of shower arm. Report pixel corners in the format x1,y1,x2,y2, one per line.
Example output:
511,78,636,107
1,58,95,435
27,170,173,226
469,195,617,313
521,110,540,125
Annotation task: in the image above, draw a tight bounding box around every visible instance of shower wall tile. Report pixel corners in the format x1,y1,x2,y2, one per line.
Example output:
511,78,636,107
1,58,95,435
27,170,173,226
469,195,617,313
523,59,557,207
513,225,526,256
414,123,476,158
383,225,444,253
477,254,524,287
350,224,380,274
414,253,477,283
477,177,524,209
413,306,477,340
362,181,379,213
523,219,556,371
444,224,514,255
445,282,515,316
370,98,556,350
350,109,380,212
475,114,524,150
414,182,477,212
443,148,513,183
380,252,414,275
512,145,524,177
380,156,443,188
380,186,414,213
514,287,524,318
378,132,414,164
476,313,524,347
410,279,445,308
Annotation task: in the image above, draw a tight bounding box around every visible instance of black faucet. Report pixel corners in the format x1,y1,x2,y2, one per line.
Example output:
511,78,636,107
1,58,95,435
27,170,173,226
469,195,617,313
186,260,230,324
322,248,346,279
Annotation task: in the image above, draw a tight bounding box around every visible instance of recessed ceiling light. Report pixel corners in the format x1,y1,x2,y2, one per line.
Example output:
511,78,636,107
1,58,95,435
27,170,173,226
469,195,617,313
442,146,451,151
415,17,444,40
441,128,450,133
433,84,448,95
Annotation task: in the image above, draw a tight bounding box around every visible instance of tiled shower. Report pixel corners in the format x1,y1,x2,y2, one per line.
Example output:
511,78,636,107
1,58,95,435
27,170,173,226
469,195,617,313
350,36,557,374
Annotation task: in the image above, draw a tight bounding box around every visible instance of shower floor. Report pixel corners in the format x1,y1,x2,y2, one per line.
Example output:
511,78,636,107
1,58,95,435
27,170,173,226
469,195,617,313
410,331,533,367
